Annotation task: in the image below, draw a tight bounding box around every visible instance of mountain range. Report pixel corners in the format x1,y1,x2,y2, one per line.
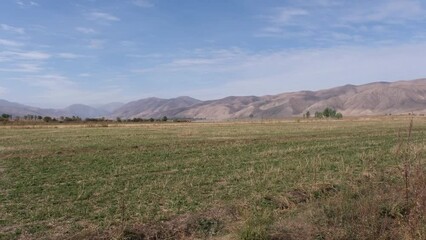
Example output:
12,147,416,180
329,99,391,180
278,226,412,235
1,78,425,120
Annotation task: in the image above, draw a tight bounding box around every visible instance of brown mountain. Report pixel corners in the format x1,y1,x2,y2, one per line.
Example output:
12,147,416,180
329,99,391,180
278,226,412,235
110,96,202,118
171,78,426,119
0,101,110,118
1,79,425,119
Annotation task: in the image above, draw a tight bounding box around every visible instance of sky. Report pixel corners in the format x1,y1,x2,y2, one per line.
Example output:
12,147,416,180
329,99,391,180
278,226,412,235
1,0,426,108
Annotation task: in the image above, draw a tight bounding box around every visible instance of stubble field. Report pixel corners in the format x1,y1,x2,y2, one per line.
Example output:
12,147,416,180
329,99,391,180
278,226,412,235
1,117,425,239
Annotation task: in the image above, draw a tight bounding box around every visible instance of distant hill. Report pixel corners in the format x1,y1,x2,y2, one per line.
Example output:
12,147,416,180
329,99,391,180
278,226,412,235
110,96,202,118
0,101,110,119
61,104,110,118
171,79,426,119
1,78,425,119
95,102,125,113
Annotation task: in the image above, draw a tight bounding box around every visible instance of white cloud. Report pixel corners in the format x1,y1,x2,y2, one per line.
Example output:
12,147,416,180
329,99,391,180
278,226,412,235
15,74,125,107
135,43,426,100
88,11,120,22
0,39,24,47
1,24,25,34
57,53,83,59
132,0,154,8
0,51,50,62
0,63,43,73
344,0,424,24
267,8,309,25
79,73,91,77
88,39,105,49
75,27,96,34
16,0,38,7
126,53,163,58
258,0,426,40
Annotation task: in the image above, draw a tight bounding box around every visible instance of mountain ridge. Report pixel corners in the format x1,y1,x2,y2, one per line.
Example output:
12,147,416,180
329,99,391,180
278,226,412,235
1,78,425,119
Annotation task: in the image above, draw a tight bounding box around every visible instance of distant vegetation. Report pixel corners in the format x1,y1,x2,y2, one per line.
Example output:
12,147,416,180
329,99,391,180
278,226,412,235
0,113,193,125
303,107,343,119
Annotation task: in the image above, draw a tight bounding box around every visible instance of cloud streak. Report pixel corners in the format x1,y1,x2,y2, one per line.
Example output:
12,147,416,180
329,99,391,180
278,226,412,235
75,27,96,34
0,51,51,62
132,0,154,8
133,43,426,100
1,24,25,34
258,0,426,43
88,11,120,22
0,39,23,47
0,63,43,73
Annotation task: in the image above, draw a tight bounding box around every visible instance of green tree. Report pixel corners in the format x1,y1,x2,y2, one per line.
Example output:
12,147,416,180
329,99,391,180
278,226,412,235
43,116,52,122
335,112,343,119
315,111,323,118
306,111,310,118
323,107,336,118
162,116,168,122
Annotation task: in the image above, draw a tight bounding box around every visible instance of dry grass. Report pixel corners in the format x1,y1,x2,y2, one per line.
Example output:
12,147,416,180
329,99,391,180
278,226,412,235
0,117,425,239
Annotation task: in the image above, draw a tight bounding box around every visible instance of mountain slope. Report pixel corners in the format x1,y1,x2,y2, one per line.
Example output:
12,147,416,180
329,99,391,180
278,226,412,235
96,102,125,113
0,101,109,118
110,96,202,118
1,78,425,119
62,104,110,118
171,78,426,119
0,99,47,116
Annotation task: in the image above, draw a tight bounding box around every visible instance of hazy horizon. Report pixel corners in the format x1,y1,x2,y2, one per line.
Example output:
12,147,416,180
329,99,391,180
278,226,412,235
2,0,426,108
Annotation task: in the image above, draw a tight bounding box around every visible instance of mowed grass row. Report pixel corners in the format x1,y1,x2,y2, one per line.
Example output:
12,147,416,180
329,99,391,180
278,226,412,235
0,118,425,239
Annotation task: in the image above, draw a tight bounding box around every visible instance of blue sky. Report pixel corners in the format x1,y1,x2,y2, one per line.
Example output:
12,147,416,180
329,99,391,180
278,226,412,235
1,0,426,107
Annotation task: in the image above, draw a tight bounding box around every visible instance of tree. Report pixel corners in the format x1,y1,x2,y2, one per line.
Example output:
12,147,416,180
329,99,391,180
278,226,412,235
1,113,11,119
335,112,343,119
323,107,336,118
43,116,52,122
306,111,310,119
162,116,168,122
315,111,323,118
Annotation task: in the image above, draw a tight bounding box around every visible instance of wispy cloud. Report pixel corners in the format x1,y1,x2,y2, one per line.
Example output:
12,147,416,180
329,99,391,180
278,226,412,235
0,63,43,73
0,51,50,62
16,0,38,7
29,74,74,89
1,24,25,34
57,53,84,59
15,74,125,107
126,53,163,58
132,43,426,100
0,39,24,47
88,39,105,49
79,73,92,77
75,27,96,34
266,8,309,25
258,0,426,43
344,0,424,24
132,0,154,8
88,11,120,22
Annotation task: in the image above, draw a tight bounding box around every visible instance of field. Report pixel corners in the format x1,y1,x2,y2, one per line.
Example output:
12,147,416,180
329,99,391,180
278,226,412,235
1,117,425,239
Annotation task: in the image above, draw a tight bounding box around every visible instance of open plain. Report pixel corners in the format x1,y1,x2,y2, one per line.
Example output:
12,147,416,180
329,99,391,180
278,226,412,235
1,117,425,239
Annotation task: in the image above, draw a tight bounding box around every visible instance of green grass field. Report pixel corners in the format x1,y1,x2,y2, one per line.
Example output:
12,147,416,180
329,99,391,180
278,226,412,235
1,117,425,239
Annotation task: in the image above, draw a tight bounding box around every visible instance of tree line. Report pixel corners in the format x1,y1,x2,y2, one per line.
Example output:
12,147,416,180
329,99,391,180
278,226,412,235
303,107,343,119
0,114,194,123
